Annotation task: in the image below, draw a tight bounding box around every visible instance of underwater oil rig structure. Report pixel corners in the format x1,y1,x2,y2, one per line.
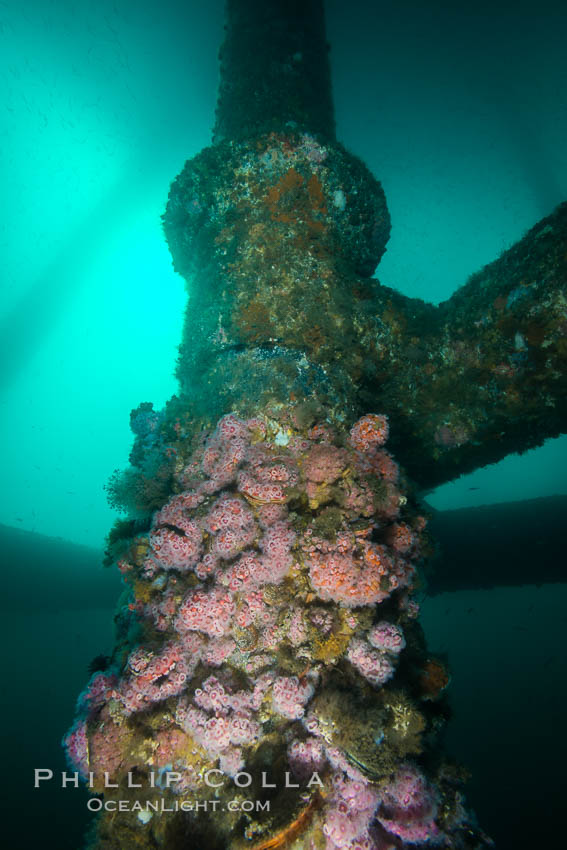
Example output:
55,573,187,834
62,1,566,848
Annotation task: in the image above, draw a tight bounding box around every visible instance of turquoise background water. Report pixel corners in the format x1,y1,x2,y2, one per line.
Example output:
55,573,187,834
1,0,566,548
1,3,566,848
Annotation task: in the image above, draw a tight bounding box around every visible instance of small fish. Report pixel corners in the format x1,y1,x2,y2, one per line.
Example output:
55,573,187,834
467,487,480,491
466,607,474,614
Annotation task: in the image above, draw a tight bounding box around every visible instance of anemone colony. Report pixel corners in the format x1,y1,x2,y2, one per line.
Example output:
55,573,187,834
62,1,564,847
65,404,491,848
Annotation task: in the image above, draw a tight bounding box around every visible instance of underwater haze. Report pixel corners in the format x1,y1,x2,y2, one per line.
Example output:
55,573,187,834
1,2,567,849
1,0,567,547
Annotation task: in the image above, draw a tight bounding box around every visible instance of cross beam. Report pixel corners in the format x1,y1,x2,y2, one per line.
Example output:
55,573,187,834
164,0,567,490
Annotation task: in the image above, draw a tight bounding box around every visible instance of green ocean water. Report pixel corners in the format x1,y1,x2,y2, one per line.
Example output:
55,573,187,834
5,575,566,848
1,1,566,847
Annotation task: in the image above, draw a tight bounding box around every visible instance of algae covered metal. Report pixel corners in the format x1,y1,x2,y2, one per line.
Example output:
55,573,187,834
64,1,565,847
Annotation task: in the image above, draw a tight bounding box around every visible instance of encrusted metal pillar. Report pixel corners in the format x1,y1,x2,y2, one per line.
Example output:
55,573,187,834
164,0,567,484
62,2,565,848
214,0,335,143
163,131,390,426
